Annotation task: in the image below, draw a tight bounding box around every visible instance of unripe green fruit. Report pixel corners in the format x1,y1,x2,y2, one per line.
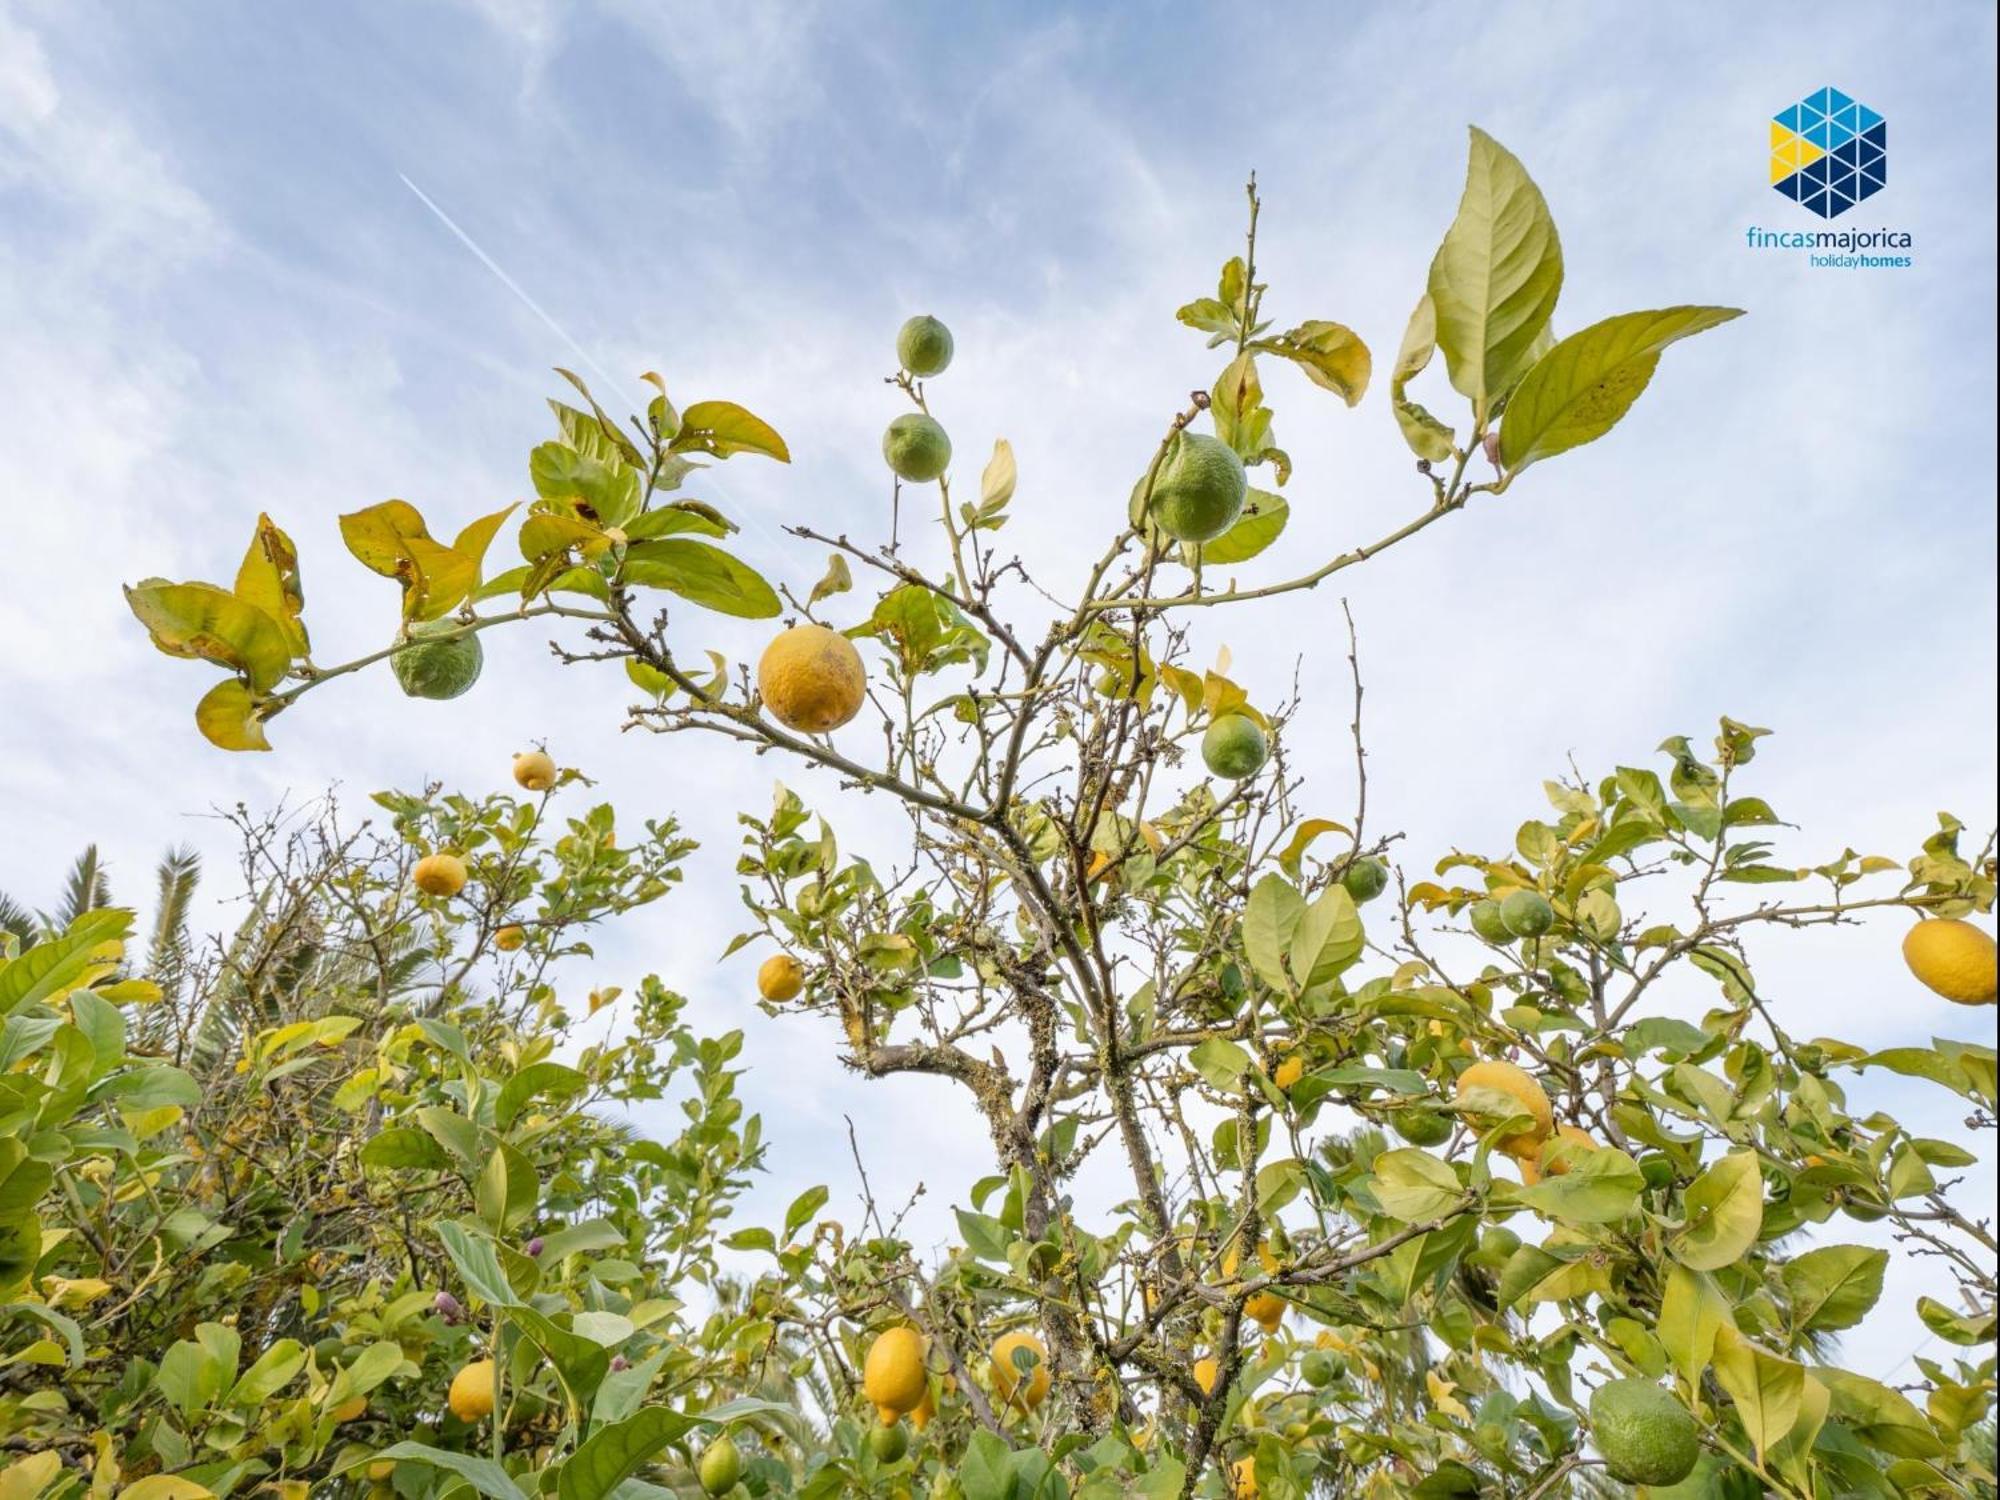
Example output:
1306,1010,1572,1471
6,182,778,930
883,413,951,483
1500,888,1555,939
1469,900,1512,944
696,1434,742,1495
869,1421,910,1462
1476,1226,1521,1266
1342,857,1389,903
1202,714,1268,780
392,620,483,700
1146,431,1247,542
1589,1378,1700,1487
1390,1106,1453,1147
896,315,954,377
1300,1349,1343,1387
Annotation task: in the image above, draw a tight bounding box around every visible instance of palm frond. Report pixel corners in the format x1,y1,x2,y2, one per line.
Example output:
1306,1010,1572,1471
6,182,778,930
58,846,112,926
0,890,40,946
146,845,202,1004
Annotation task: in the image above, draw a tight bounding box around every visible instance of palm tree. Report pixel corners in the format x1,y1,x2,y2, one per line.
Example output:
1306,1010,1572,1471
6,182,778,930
1,845,200,983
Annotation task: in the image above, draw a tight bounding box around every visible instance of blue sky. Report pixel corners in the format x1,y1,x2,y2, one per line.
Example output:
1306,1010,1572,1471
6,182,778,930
3,0,1995,1385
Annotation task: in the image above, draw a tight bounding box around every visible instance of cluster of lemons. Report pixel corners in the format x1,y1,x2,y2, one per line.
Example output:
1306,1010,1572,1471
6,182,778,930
858,1323,1048,1460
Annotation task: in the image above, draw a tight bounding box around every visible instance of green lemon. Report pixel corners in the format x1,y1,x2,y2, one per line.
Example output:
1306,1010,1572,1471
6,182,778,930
1146,431,1247,542
1390,1106,1453,1147
1500,889,1556,938
1300,1349,1343,1387
391,621,483,701
1202,714,1268,780
896,315,954,377
883,413,952,483
1469,900,1512,944
1342,857,1390,903
696,1434,742,1496
1589,1378,1700,1487
869,1421,910,1462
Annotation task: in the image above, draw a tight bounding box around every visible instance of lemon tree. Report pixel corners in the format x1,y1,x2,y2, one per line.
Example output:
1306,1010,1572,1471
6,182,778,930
29,126,1997,1498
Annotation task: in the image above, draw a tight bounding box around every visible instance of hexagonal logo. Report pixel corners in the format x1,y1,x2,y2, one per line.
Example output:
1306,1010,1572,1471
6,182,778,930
1770,87,1885,220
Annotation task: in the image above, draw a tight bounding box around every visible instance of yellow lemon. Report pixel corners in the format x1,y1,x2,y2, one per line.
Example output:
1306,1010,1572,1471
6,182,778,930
448,1359,496,1423
1272,1055,1304,1092
1455,1059,1553,1157
494,924,527,951
1902,917,1997,1005
413,853,468,898
989,1331,1050,1412
758,624,867,734
1245,1291,1286,1333
909,1382,936,1433
863,1327,928,1423
758,953,806,1002
512,749,557,791
333,1396,368,1423
1543,1123,1599,1177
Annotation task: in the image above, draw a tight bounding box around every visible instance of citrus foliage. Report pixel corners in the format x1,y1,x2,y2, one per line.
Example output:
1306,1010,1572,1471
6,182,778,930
47,126,2000,1498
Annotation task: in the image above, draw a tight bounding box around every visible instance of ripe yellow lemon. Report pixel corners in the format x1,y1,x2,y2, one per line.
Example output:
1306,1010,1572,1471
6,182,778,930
333,1396,368,1423
862,1327,928,1423
367,1461,395,1481
494,924,527,952
1455,1059,1552,1157
989,1331,1049,1412
758,625,867,734
1229,1457,1259,1498
1272,1055,1304,1092
448,1359,496,1423
909,1383,935,1432
413,853,468,898
1543,1123,1599,1177
1902,917,1997,1004
758,953,805,1002
513,750,557,791
1245,1290,1286,1332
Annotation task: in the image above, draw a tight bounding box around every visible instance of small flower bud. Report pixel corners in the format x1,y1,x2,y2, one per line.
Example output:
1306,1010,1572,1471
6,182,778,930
434,1291,465,1325
610,1355,631,1372
525,1237,545,1258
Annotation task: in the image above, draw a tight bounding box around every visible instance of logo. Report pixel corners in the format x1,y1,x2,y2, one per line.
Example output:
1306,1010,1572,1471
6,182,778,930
1769,87,1885,220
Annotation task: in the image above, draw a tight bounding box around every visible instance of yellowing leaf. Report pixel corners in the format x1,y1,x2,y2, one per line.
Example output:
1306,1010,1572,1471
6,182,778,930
671,400,791,462
1713,1324,1803,1462
338,501,477,621
1390,295,1456,462
1498,306,1743,472
1671,1150,1765,1271
1278,818,1351,876
1258,320,1372,406
194,678,273,753
125,580,292,693
232,513,309,657
980,438,1017,512
452,502,521,585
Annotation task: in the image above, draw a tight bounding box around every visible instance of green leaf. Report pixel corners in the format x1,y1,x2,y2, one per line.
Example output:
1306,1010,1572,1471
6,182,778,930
94,1065,201,1112
1189,1038,1253,1091
1427,127,1563,419
1389,295,1455,462
510,1304,610,1409
1818,1368,1943,1459
784,1185,828,1241
1712,1325,1802,1462
1242,875,1302,994
326,1339,405,1406
364,1444,529,1500
1915,1294,1995,1346
358,1127,450,1173
557,1407,696,1500
435,1220,522,1308
225,1338,305,1406
1498,306,1744,471
1516,1147,1644,1224
847,584,991,677
0,1302,84,1369
233,513,309,657
1368,1148,1464,1221
531,444,641,528
1288,883,1362,988
1658,1264,1729,1385
1670,1150,1763,1271
474,1142,539,1233
1783,1245,1886,1333
535,1219,624,1261
1255,320,1371,405
124,580,292,692
1193,490,1288,565
622,540,781,618
495,1061,587,1130
670,400,791,462
957,1431,1016,1500
0,909,130,1018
